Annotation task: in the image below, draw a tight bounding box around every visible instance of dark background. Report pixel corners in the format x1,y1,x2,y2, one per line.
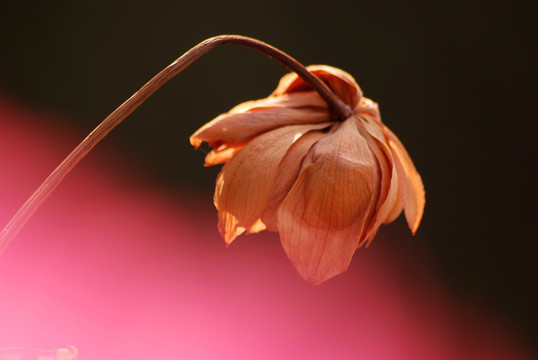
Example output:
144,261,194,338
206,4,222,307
0,0,536,349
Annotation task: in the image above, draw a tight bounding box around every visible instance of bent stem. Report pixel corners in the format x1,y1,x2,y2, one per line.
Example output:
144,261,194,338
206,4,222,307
0,34,352,257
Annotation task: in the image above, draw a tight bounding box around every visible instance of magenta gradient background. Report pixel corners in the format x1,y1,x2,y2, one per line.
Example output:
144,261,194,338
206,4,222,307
0,96,531,359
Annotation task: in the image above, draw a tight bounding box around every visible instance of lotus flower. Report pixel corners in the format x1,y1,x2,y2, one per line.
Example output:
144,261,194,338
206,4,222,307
193,65,425,284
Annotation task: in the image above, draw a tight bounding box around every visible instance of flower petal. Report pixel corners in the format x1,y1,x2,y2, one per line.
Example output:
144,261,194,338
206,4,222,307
204,142,247,166
276,118,379,284
261,128,330,231
384,128,425,234
230,91,327,113
274,65,363,108
215,122,334,245
190,92,329,148
354,117,394,245
384,192,403,224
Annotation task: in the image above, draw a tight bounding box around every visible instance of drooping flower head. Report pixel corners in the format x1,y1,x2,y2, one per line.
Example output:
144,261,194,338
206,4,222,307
191,65,425,284
0,37,424,279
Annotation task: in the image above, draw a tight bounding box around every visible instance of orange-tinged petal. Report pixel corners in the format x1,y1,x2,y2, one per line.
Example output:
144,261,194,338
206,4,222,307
354,100,408,235
274,65,362,108
190,92,329,148
247,218,266,234
229,91,327,113
279,216,370,285
261,128,331,231
384,128,425,234
276,118,379,284
363,161,401,244
204,142,247,166
384,192,403,224
354,117,393,245
355,98,384,137
215,122,333,245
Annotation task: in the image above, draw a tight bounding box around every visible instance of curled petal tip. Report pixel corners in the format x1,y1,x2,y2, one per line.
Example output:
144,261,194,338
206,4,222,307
189,134,206,149
219,221,244,246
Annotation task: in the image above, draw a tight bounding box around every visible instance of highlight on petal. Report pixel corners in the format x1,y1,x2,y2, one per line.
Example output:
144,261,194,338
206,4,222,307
384,127,425,233
214,122,334,245
231,91,327,112
274,65,363,108
384,192,403,225
204,142,247,166
276,118,379,284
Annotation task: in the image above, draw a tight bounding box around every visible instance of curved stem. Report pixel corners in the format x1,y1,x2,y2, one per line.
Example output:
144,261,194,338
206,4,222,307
0,35,352,256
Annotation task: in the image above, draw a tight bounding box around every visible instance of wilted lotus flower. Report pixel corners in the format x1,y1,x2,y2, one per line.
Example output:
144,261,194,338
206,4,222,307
191,65,425,284
0,36,424,286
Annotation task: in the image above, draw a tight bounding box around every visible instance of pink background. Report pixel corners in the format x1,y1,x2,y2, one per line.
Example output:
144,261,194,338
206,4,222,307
0,96,532,359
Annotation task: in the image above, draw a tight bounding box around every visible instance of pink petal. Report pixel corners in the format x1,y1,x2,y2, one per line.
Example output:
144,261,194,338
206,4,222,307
276,118,379,284
215,122,333,245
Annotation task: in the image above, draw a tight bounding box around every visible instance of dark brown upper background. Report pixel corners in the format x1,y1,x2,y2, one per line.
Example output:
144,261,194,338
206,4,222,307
0,0,535,349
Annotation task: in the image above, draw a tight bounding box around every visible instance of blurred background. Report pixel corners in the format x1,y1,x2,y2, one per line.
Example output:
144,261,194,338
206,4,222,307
0,0,535,357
